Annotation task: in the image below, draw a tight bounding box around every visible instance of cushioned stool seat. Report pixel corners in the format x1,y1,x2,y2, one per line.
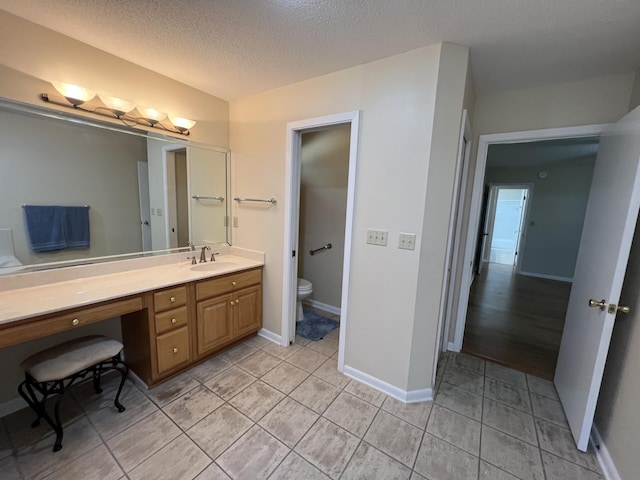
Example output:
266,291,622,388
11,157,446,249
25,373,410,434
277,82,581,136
18,335,128,452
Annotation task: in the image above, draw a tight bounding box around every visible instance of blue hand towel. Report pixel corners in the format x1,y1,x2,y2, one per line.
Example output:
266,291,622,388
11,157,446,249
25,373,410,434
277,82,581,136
62,206,90,249
24,205,67,252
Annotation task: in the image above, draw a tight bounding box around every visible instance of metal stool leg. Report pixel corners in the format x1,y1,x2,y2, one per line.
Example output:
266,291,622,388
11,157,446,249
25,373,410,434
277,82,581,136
113,355,129,413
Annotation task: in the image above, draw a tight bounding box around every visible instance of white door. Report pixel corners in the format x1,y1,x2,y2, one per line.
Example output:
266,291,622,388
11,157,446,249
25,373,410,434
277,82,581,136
137,161,152,251
555,106,640,451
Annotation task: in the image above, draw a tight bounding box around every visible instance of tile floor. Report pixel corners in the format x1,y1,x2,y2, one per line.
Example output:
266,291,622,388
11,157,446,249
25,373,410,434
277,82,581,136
0,325,605,479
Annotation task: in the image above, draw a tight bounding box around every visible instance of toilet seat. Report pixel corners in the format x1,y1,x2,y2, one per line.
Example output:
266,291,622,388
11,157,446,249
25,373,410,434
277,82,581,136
297,278,312,293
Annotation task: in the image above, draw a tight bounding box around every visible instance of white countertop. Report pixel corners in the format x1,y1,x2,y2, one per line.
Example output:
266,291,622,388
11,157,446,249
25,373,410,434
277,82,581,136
0,253,264,325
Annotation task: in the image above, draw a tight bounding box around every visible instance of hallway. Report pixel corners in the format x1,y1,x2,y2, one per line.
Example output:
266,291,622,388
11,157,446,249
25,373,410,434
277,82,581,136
462,263,572,379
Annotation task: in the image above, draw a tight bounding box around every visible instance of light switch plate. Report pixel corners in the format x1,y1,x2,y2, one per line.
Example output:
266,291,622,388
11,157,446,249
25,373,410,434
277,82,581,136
366,229,388,246
398,233,416,250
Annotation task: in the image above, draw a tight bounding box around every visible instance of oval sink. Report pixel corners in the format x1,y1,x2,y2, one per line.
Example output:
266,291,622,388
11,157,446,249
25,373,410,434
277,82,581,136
190,261,236,272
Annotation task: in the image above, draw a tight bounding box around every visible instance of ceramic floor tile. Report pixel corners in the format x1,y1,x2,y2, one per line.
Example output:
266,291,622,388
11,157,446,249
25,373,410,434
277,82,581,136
541,451,605,480
217,425,289,480
411,472,428,480
259,397,319,448
381,396,433,429
306,338,339,357
16,417,102,480
295,417,359,479
294,335,312,347
364,410,423,467
187,404,253,459
188,355,234,384
526,375,559,401
450,352,486,374
228,380,285,421
435,382,483,420
107,410,181,473
221,342,259,363
322,392,377,437
87,385,158,440
427,404,481,456
40,444,123,480
313,358,350,389
479,460,520,480
442,364,485,395
146,373,200,407
485,363,527,389
243,334,274,349
262,342,303,360
194,462,232,479
484,377,532,414
285,348,329,373
128,433,212,480
482,398,538,446
344,380,387,407
531,393,568,427
341,442,411,480
414,433,479,480
235,349,282,377
204,365,256,400
535,419,601,473
261,362,309,394
269,451,330,480
290,376,340,414
0,455,20,480
480,426,544,480
0,419,11,460
162,384,224,430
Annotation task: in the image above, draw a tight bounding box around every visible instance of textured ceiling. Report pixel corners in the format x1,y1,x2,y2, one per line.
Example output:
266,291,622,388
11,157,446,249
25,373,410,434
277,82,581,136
0,1,639,100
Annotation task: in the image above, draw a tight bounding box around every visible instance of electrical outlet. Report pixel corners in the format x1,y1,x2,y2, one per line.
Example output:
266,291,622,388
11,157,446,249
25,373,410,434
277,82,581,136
151,208,156,216
398,233,416,250
366,229,388,246
156,208,163,216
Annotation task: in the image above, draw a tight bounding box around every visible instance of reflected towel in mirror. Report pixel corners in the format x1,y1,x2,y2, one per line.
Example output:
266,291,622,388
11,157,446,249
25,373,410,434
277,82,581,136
24,205,90,252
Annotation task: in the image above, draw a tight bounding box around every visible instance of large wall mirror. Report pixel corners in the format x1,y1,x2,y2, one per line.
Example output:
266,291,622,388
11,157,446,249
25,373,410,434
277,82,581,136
0,99,230,276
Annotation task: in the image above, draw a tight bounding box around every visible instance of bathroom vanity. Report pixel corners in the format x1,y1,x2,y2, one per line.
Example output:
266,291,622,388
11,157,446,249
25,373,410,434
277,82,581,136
0,251,264,387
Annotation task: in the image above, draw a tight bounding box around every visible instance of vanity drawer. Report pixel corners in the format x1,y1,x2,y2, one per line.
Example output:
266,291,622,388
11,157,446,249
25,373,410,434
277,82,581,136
156,326,190,375
196,268,262,301
155,306,188,335
154,286,187,312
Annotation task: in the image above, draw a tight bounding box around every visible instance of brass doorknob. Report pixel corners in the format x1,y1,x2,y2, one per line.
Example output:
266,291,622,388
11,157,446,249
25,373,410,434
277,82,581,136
588,299,607,310
617,305,631,314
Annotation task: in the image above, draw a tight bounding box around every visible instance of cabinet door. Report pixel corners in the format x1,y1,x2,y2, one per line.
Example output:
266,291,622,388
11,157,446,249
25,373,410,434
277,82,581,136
156,326,190,375
233,285,262,338
197,293,234,356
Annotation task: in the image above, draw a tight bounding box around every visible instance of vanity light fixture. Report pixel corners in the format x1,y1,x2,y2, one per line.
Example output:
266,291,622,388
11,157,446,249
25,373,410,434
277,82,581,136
41,82,196,135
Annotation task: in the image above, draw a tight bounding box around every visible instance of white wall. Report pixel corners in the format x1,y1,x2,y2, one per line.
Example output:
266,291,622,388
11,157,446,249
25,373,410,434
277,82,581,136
629,68,640,111
299,126,351,309
231,43,468,393
0,108,146,266
485,157,596,280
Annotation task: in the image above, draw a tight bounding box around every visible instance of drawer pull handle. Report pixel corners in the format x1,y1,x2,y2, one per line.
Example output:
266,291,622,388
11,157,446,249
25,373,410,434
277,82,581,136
173,347,178,354
72,318,79,326
235,299,240,304
230,301,235,306
170,296,176,303
232,281,237,286
171,318,177,324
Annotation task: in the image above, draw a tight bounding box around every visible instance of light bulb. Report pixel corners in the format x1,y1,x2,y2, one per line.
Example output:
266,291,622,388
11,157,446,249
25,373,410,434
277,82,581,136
100,95,135,117
52,82,95,106
168,115,196,133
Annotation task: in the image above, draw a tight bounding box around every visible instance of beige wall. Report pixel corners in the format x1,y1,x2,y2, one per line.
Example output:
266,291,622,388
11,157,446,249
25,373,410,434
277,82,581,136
0,11,228,146
630,68,640,110
231,43,468,392
299,126,351,309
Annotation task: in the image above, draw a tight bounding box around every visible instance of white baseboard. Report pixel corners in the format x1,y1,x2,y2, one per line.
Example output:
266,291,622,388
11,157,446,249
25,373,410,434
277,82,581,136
0,396,26,417
447,342,460,353
304,299,341,316
258,328,282,345
342,365,432,404
518,270,573,283
590,424,621,480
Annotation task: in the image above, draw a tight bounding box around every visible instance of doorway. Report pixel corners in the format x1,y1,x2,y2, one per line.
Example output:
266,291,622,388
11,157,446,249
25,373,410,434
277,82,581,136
282,111,360,373
451,126,604,377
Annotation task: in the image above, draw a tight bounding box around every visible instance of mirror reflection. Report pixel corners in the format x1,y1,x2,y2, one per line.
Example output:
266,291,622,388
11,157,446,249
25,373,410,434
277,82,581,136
0,100,230,274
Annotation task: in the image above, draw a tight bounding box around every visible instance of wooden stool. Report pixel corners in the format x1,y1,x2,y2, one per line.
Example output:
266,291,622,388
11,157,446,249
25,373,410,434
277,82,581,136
18,335,128,452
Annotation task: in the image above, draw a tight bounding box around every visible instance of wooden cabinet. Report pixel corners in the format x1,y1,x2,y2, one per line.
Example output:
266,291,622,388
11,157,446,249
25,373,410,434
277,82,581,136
196,268,263,357
151,285,192,377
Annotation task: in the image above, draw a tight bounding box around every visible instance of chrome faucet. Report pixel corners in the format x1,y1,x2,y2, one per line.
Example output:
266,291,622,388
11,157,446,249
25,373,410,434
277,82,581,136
187,242,195,251
199,245,211,263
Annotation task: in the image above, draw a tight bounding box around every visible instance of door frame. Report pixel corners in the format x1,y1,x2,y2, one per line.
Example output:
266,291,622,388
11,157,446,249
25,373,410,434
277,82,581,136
282,111,361,373
450,123,609,351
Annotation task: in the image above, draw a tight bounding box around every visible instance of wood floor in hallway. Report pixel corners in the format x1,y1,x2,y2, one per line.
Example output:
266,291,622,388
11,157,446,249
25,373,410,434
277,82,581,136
462,263,572,380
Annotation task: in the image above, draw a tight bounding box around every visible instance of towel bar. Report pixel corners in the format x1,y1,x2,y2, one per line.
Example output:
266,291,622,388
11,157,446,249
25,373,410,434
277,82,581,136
192,195,224,201
310,243,332,255
233,197,277,204
22,204,90,209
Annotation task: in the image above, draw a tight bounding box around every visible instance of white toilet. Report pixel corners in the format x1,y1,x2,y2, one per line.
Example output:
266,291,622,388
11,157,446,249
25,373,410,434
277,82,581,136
297,278,313,322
